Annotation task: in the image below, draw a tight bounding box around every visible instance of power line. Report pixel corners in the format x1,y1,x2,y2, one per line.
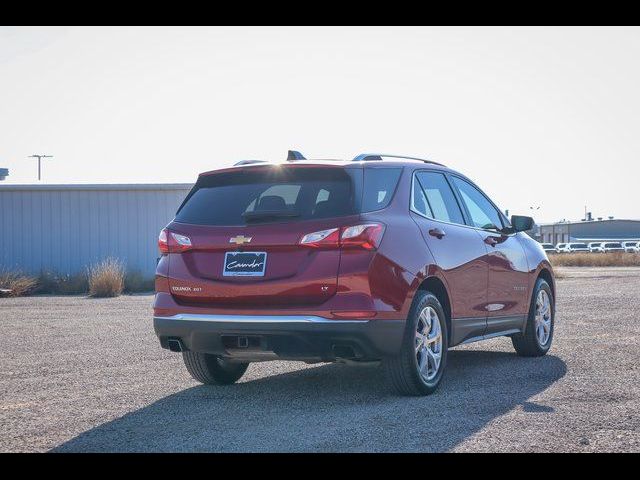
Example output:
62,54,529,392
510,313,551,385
28,154,53,181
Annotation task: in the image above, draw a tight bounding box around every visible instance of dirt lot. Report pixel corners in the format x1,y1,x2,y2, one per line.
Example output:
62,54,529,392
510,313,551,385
1,267,639,452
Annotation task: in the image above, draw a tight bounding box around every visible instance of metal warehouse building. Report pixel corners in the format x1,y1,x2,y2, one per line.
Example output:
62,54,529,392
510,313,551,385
539,219,640,244
0,184,192,277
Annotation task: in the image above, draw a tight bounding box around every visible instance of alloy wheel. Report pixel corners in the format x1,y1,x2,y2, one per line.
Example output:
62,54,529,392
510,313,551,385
415,306,443,381
535,289,552,346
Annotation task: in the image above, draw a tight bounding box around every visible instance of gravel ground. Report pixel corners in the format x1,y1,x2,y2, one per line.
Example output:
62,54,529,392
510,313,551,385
1,267,639,452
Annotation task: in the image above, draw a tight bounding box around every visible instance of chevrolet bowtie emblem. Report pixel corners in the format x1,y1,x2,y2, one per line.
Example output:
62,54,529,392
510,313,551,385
229,235,252,245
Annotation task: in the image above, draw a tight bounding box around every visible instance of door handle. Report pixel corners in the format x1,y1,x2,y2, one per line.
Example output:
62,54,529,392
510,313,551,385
484,236,498,247
429,228,446,239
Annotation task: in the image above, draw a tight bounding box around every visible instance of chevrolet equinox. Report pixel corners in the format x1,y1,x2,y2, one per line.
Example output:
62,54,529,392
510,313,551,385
153,152,555,396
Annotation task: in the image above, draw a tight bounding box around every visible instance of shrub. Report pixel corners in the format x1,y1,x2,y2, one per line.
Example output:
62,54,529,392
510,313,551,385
0,268,38,297
87,258,125,297
37,271,88,295
550,252,640,267
124,270,155,293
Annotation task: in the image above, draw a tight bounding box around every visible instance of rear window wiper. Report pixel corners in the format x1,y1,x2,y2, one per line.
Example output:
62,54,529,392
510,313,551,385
241,210,301,222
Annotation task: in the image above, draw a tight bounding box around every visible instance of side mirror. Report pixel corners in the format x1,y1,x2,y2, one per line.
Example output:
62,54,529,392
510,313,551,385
510,215,534,232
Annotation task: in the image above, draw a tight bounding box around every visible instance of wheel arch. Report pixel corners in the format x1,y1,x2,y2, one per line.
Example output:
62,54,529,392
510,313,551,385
417,276,452,344
536,266,555,300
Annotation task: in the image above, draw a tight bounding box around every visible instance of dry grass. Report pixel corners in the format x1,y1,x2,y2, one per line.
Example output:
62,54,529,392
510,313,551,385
0,269,38,297
550,252,640,267
87,258,125,297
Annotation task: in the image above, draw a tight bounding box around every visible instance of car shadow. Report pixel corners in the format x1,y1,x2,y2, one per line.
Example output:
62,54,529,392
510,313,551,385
52,349,567,452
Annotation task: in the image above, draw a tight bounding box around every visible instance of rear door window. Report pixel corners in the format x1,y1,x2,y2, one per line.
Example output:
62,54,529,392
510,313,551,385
414,172,465,225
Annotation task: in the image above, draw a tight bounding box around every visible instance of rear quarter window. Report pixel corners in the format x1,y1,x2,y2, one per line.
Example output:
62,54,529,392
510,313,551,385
361,168,403,212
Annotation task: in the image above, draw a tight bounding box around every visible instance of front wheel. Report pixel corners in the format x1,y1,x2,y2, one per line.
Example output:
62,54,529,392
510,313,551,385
385,291,448,396
511,278,554,357
182,351,249,385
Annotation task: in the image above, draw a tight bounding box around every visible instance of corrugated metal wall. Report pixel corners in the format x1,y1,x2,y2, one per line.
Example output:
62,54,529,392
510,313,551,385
0,184,192,277
540,219,640,243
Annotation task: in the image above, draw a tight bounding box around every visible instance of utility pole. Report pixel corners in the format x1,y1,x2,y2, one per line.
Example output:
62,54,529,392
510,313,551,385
28,154,53,181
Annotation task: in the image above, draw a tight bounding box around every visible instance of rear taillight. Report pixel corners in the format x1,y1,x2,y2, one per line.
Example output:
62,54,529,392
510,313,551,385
158,229,169,255
299,228,340,248
340,223,385,250
299,223,385,250
158,228,192,255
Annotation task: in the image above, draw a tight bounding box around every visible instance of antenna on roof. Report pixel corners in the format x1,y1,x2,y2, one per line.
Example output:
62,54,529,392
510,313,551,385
287,150,306,161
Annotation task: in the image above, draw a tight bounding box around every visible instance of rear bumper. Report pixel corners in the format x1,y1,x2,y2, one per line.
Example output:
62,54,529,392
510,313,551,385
154,314,405,362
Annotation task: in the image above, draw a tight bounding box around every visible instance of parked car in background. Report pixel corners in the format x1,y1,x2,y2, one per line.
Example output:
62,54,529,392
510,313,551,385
556,243,569,253
153,152,555,396
566,243,590,253
602,242,625,253
540,243,556,254
589,242,605,253
623,241,640,253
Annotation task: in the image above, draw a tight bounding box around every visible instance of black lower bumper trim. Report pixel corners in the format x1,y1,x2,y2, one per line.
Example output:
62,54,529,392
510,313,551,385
154,315,405,361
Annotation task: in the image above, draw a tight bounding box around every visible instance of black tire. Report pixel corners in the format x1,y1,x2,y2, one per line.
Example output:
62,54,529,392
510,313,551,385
384,291,448,396
182,352,249,385
512,278,554,357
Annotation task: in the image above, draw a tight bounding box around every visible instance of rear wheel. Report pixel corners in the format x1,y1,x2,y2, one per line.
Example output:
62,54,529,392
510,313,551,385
182,352,249,385
512,278,554,357
385,291,448,396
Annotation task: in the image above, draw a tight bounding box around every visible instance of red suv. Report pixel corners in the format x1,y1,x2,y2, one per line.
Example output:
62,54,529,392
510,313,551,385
154,152,555,395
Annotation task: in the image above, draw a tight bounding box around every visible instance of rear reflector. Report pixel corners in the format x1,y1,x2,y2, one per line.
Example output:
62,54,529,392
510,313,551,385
299,223,385,250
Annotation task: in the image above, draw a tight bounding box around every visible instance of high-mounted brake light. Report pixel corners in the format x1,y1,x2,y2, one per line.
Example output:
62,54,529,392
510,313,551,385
158,228,192,254
299,223,385,250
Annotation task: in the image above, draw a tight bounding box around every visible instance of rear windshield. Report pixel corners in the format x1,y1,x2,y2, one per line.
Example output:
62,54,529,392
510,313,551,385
176,167,358,226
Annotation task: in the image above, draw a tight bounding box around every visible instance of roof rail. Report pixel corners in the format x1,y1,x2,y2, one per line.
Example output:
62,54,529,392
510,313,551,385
352,153,445,166
234,160,269,166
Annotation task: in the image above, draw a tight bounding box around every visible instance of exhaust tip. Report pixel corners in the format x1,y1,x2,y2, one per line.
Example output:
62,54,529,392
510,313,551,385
167,338,183,353
332,344,357,359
